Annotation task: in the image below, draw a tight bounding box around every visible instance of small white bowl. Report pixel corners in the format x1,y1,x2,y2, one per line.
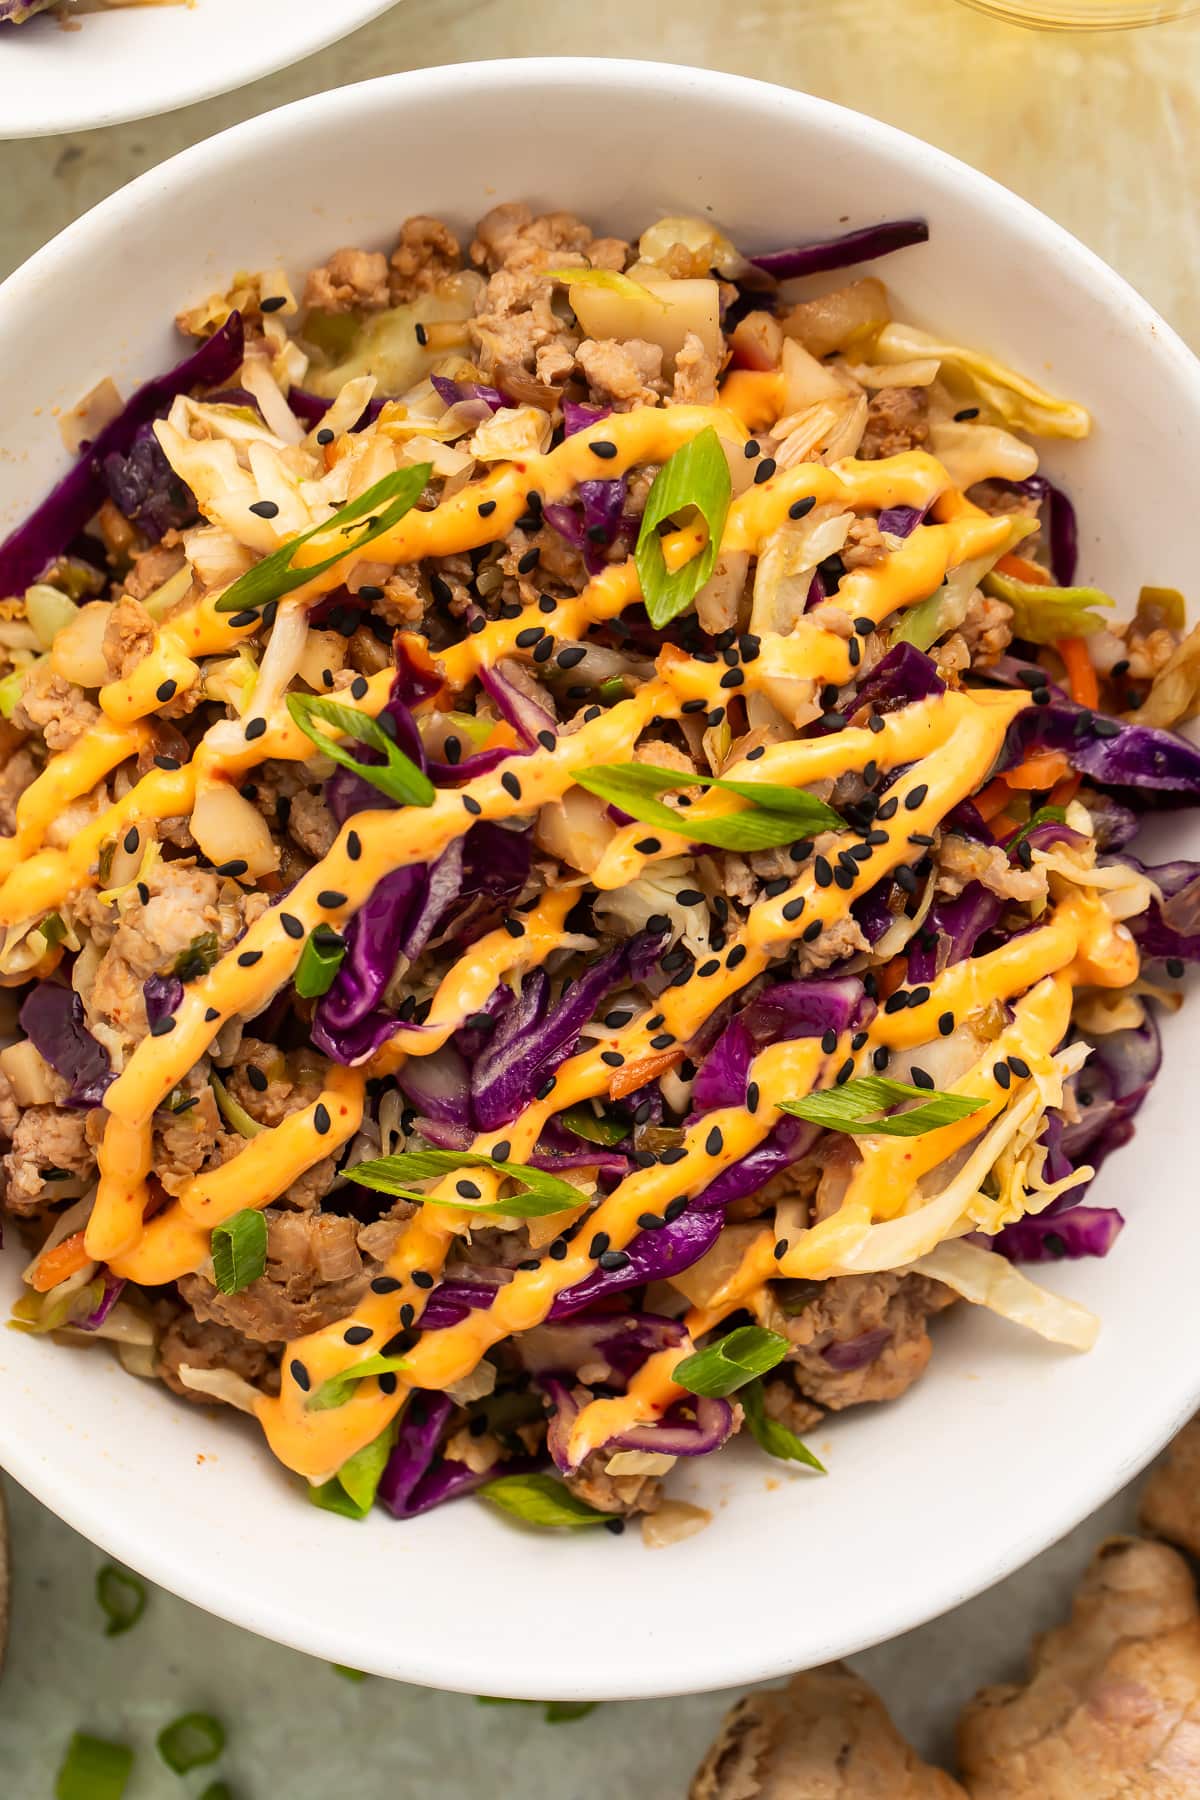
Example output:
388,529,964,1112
2,59,1199,1700
0,0,400,138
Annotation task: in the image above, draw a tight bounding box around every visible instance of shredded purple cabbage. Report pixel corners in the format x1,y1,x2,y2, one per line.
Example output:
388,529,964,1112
0,314,244,595
19,983,112,1108
750,219,929,281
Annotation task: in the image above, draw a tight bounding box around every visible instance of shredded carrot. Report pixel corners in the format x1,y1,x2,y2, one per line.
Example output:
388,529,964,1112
30,1230,90,1293
995,553,1052,586
1048,773,1082,809
609,1047,681,1100
1003,750,1071,792
991,814,1022,840
1055,636,1099,710
973,777,1016,823
875,957,908,1002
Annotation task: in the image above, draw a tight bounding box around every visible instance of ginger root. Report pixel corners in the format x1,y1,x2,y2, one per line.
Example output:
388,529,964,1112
689,1662,966,1799
958,1536,1200,1797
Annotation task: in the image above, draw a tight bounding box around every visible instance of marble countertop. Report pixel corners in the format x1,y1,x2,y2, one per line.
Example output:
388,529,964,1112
0,2,1198,1793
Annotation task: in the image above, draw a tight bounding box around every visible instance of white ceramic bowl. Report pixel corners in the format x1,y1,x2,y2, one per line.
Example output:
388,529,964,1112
2,59,1199,1700
0,0,399,138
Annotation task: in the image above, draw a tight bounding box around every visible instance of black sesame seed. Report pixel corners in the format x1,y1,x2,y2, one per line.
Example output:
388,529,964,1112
854,616,875,635
813,855,833,887
548,1239,569,1262
904,785,928,812
782,896,806,922
802,919,823,942
281,913,304,939
1092,715,1121,739
216,859,249,878
344,1325,372,1346
155,679,177,704
720,668,744,689
154,754,181,770
848,638,861,668
789,495,817,520
456,1179,482,1200
773,1239,789,1261
753,457,777,485
149,1016,175,1037
820,711,847,731
1009,1057,1031,1078
835,1058,855,1085
468,616,486,636
318,890,347,910
953,406,980,421
290,1360,311,1392
604,1518,625,1535
873,1045,890,1071
501,772,522,800
316,428,335,446
236,950,262,968
590,440,618,460
350,675,368,701
705,1126,724,1156
697,958,720,978
637,1213,665,1231
463,795,482,816
358,585,384,601
313,1103,331,1134
204,1007,220,1023
821,1028,838,1054
660,1148,687,1167
371,1276,402,1294
230,609,259,628
994,1061,1012,1089
598,1249,631,1272
650,1033,675,1051
477,499,497,519
706,707,726,728
1166,956,1186,978
910,1067,934,1090
746,1080,760,1113
400,1305,415,1330
1111,658,1131,678
664,1196,688,1220
1032,686,1052,707
556,645,587,670
895,866,918,895
1016,840,1033,871
601,1050,625,1067
884,991,909,1014
938,1011,955,1036
634,836,661,856
744,440,760,459
247,1065,269,1093
908,986,931,1007
249,499,280,520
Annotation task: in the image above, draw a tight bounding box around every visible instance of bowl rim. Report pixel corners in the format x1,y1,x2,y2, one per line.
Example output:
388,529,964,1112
0,0,401,139
3,56,1200,1697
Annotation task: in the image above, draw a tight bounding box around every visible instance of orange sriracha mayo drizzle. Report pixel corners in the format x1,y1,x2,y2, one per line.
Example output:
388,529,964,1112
5,387,1115,1489
0,438,958,918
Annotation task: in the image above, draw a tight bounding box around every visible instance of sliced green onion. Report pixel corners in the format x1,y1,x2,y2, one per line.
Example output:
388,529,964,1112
672,1325,790,1398
635,427,733,627
778,1075,988,1139
983,570,1114,642
25,582,80,649
598,675,627,704
308,1356,411,1413
573,761,842,853
41,911,69,950
156,1713,225,1775
478,1472,611,1530
332,1665,368,1682
173,930,219,982
286,693,435,809
0,661,34,720
544,1700,599,1723
741,1378,826,1472
210,1072,264,1140
95,1564,146,1637
307,1420,398,1504
215,465,430,613
557,1105,630,1147
541,267,668,308
294,924,346,1000
55,1731,133,1800
347,1151,586,1218
210,1209,268,1295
